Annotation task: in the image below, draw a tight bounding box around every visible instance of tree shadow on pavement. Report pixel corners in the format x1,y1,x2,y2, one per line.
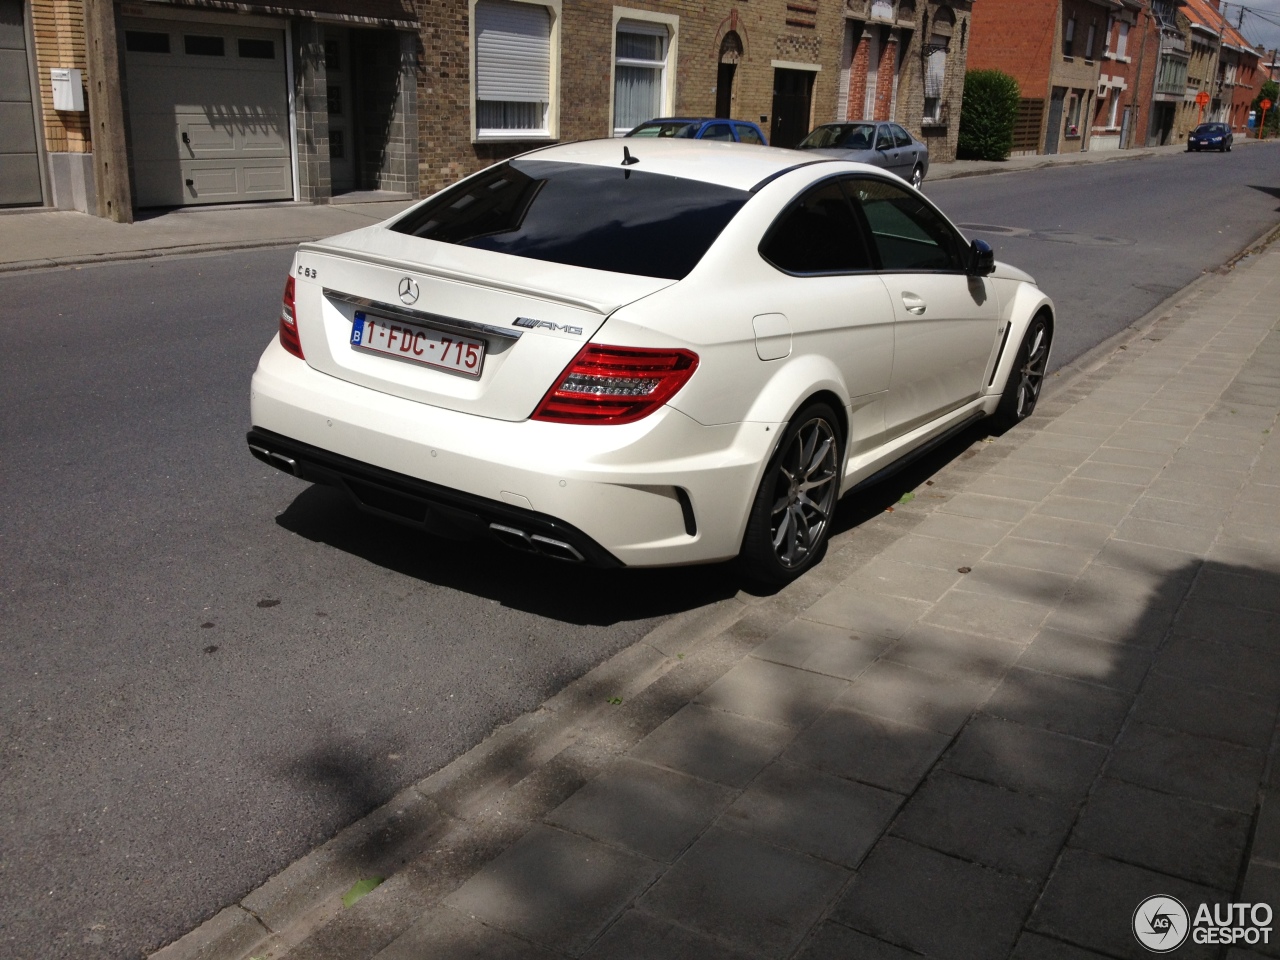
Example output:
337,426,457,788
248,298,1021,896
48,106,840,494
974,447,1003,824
317,552,1280,960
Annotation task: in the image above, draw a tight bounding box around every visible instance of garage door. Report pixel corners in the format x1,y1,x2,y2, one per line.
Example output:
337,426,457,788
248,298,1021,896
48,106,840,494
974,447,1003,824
123,18,293,207
0,0,43,207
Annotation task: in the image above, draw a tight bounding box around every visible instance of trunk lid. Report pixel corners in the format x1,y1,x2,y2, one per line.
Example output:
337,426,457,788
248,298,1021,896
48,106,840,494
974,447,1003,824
292,225,675,421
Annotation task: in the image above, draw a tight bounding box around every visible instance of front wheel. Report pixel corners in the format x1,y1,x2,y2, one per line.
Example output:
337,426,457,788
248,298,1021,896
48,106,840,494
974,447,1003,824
991,314,1052,432
739,403,843,587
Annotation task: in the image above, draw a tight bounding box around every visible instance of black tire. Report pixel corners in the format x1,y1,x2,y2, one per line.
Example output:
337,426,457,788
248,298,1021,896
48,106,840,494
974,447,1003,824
910,165,924,189
991,314,1052,432
739,402,843,587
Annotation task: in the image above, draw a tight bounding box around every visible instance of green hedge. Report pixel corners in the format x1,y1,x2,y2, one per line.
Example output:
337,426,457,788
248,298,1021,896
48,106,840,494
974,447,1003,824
957,70,1021,161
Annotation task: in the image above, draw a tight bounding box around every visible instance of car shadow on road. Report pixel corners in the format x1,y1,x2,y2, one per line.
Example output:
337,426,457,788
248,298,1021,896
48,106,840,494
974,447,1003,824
274,484,742,626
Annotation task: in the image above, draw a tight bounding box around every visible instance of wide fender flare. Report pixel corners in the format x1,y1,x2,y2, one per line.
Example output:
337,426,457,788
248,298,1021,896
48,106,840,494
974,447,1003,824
986,284,1055,399
739,351,852,439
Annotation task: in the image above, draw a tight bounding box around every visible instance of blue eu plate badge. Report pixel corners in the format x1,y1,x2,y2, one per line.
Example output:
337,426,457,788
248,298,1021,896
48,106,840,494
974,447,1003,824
350,311,366,345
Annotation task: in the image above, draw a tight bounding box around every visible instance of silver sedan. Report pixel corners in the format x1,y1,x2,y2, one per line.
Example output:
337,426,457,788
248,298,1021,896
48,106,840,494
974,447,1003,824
797,121,930,189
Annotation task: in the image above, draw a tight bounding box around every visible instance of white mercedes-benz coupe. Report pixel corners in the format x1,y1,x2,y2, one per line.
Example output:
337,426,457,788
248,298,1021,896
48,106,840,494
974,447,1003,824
248,139,1053,586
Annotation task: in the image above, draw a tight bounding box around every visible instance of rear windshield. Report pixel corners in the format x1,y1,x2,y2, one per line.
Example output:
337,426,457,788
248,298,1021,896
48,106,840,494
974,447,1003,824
389,159,751,280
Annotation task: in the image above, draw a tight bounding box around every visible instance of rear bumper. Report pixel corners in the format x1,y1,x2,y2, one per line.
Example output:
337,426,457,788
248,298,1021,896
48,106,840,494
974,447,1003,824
249,338,778,567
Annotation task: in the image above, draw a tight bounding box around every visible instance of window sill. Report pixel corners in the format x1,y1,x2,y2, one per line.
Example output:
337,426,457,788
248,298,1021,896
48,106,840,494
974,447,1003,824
474,131,555,143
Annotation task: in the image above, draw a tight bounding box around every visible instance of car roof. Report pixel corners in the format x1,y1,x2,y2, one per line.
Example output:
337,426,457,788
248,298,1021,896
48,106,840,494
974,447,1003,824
521,138,827,192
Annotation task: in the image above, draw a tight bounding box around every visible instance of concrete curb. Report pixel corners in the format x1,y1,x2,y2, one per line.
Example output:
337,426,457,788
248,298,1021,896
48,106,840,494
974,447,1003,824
0,236,321,275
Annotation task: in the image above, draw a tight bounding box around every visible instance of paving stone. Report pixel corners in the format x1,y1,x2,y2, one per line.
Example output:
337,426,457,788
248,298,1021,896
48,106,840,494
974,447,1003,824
1192,567,1280,615
1012,514,1116,551
844,557,964,603
1025,431,1107,453
984,537,1098,577
1114,517,1219,555
1088,445,1171,469
1006,444,1092,468
831,837,1037,960
937,492,1035,524
545,758,737,863
1128,495,1231,529
884,622,1024,681
783,705,951,794
793,924,922,960
1070,778,1250,891
637,826,847,957
1093,539,1202,582
878,534,990,572
720,760,901,868
580,909,759,960
968,472,1060,502
911,512,1017,546
749,619,889,682
941,716,1107,799
1132,671,1276,749
444,825,661,955
951,561,1076,606
628,703,795,788
1067,560,1189,612
923,590,1052,644
1044,594,1177,648
1209,537,1280,576
1017,627,1153,692
983,667,1131,743
1010,932,1114,959
802,587,932,640
836,660,994,735
989,459,1077,483
1044,418,1120,439
1107,721,1264,813
1172,598,1280,650
1056,476,1146,505
1072,460,1163,485
377,906,564,960
1028,849,1225,960
1159,461,1248,489
891,771,1077,880
1147,476,1244,507
1155,635,1280,699
695,658,849,729
1240,483,1280,506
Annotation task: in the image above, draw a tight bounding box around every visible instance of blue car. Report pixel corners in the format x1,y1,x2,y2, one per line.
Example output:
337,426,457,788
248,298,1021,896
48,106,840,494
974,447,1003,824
626,117,768,145
1188,122,1233,152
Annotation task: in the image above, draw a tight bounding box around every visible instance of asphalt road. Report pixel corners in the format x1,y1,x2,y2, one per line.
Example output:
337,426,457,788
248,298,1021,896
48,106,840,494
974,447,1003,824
2,144,1278,960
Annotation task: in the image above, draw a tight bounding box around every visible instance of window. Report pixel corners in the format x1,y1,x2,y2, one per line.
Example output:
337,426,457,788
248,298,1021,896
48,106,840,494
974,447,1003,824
613,19,669,136
1063,17,1075,57
184,35,225,57
475,0,553,138
702,123,734,140
1085,23,1096,60
735,123,764,145
1066,91,1082,136
760,180,872,275
390,159,749,280
875,126,894,150
891,124,913,148
1116,21,1129,58
849,178,962,272
1103,16,1114,55
238,38,274,59
1107,92,1120,127
125,31,170,54
924,35,949,122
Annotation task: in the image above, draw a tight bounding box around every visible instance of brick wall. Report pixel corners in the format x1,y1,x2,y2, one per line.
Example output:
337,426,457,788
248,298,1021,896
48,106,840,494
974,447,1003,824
30,0,91,153
967,0,1059,100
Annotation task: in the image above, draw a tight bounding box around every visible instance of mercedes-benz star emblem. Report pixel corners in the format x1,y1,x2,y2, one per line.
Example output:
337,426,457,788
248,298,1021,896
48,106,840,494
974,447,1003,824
398,277,419,305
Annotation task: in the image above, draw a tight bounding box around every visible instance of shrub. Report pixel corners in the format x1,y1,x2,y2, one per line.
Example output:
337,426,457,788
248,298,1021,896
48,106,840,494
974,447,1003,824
957,70,1021,161
1253,80,1279,137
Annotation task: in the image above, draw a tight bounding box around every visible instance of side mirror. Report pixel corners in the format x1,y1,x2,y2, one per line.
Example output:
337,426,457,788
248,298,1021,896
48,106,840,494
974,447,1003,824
969,238,995,276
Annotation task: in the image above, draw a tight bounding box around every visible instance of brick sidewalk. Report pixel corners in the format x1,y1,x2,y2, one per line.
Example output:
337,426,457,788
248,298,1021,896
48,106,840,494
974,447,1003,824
157,246,1280,960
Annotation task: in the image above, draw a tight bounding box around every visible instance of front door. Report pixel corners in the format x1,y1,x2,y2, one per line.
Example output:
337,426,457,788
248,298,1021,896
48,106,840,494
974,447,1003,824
716,62,735,118
325,29,354,193
848,177,1000,438
1045,87,1065,154
770,68,815,149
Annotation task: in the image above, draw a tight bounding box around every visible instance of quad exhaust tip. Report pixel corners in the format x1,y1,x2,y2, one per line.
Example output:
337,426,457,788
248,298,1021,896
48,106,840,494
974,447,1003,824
489,523,585,562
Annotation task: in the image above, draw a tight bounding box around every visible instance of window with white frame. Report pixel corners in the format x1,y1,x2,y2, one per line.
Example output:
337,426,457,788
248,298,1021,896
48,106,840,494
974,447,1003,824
613,20,669,135
1116,21,1129,58
1107,91,1120,126
474,0,553,138
924,35,949,122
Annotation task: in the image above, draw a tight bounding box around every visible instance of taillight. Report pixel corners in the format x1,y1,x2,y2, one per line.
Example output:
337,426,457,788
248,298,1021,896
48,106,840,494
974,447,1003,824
532,345,699,425
278,275,304,359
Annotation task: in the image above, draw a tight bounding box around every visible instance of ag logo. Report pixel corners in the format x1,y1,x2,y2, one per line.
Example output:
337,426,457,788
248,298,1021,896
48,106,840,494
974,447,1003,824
1134,895,1190,953
398,276,419,305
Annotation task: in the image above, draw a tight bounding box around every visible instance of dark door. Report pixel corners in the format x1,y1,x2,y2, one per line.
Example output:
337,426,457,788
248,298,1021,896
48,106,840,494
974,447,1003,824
770,68,815,149
0,0,43,207
1044,87,1065,154
716,62,735,118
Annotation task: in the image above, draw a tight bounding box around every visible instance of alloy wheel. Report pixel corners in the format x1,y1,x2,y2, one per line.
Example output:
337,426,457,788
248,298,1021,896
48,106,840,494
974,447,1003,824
911,166,924,189
768,417,839,568
1014,319,1050,417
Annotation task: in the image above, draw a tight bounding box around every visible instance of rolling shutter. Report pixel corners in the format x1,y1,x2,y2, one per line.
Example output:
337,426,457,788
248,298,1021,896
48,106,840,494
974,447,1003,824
475,0,550,103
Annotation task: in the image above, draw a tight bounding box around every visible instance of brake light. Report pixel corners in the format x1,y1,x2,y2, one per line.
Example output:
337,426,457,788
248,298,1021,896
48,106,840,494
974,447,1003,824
279,275,304,359
532,345,699,425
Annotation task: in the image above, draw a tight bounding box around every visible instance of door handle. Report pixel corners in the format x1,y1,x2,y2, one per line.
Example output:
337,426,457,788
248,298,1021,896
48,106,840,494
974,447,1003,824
901,294,927,315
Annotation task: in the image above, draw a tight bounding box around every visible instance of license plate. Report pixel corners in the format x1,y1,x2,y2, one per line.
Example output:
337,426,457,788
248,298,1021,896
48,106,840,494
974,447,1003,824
350,311,485,378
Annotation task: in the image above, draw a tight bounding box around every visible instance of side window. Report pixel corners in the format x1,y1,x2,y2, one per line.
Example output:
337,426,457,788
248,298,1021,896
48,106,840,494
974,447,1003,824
891,124,913,148
702,123,734,141
760,180,873,275
874,126,894,150
847,178,963,272
475,0,553,138
735,124,764,145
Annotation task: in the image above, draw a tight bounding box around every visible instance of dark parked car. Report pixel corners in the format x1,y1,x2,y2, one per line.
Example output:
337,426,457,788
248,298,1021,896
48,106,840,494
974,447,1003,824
626,117,768,145
1188,122,1233,152
796,121,930,188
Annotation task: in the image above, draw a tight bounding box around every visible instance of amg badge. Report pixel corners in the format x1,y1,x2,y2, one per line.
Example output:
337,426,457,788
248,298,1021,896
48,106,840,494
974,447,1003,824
513,317,583,336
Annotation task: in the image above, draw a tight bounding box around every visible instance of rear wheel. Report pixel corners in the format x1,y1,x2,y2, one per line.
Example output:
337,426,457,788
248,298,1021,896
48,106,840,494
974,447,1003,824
991,314,1052,431
739,403,843,587
910,165,924,189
